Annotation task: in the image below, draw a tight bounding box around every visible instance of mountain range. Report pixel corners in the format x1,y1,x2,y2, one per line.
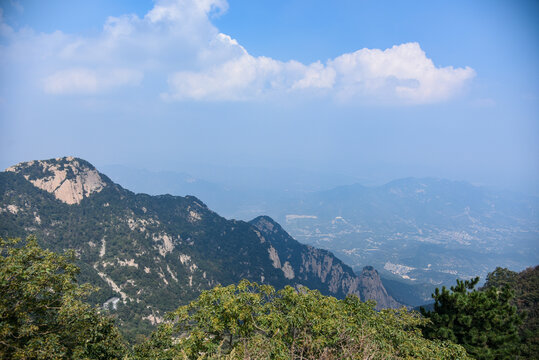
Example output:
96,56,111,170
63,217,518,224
0,157,399,339
277,179,538,284
98,165,539,307
99,164,539,306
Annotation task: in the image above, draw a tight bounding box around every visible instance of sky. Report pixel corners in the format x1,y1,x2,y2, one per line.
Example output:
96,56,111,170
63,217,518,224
1,0,538,194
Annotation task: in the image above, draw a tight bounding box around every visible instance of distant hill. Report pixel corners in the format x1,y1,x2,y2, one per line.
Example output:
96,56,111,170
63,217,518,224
98,164,359,220
380,274,437,307
270,178,539,294
98,167,539,297
0,157,399,340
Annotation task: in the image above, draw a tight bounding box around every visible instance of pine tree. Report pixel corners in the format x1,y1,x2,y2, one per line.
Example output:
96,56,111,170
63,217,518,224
421,277,523,359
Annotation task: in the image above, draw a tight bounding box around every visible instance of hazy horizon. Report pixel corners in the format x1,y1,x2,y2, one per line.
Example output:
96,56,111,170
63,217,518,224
1,0,538,195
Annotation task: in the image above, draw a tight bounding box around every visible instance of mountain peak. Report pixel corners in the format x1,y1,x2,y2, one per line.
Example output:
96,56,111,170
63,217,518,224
6,157,108,205
358,266,401,309
250,215,280,232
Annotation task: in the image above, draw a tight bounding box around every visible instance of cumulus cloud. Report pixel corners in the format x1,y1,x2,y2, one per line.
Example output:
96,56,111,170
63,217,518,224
328,43,475,103
164,53,310,101
0,0,475,104
165,42,475,103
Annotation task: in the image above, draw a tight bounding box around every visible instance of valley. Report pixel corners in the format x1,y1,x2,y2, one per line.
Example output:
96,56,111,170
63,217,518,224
101,165,539,306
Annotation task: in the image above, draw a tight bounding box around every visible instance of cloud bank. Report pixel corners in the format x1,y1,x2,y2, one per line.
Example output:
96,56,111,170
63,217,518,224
0,0,475,104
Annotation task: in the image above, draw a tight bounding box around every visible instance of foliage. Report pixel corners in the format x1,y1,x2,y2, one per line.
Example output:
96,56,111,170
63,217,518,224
482,266,539,359
421,277,523,360
482,267,518,289
0,168,372,343
135,280,469,360
0,236,127,359
0,235,472,359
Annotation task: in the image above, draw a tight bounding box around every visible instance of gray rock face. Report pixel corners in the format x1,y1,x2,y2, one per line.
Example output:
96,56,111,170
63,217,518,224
252,215,362,298
251,216,401,308
358,266,401,309
6,157,108,205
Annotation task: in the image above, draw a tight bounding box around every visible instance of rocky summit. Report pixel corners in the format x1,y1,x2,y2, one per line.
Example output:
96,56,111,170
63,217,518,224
0,157,399,337
6,157,107,205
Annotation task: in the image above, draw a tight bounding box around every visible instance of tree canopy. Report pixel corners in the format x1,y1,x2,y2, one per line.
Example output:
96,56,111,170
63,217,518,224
9,235,535,360
421,277,523,360
482,266,539,359
135,280,470,359
0,236,126,359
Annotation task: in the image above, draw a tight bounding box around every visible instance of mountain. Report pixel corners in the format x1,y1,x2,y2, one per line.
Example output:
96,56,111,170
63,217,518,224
98,165,245,216
0,157,399,339
380,274,438,307
248,216,398,309
357,266,400,309
269,178,539,301
98,164,358,220
96,166,539,299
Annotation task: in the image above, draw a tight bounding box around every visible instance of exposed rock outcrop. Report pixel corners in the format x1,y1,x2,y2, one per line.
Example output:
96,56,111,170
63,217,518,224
1,156,402,337
6,156,107,204
358,266,401,309
251,216,401,308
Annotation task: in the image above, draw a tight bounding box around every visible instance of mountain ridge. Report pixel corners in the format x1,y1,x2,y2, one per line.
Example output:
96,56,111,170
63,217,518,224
0,156,400,338
276,176,539,291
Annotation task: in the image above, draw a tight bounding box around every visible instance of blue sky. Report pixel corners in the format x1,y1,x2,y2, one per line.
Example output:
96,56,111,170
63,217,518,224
1,0,538,194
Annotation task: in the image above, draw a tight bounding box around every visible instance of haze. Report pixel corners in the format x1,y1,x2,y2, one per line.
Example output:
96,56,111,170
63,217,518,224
1,0,538,195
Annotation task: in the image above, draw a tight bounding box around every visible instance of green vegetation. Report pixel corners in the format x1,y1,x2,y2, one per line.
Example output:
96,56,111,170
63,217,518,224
134,280,470,359
0,236,126,359
4,235,538,359
2,236,472,359
482,266,539,359
421,277,523,359
2,160,537,359
0,166,382,343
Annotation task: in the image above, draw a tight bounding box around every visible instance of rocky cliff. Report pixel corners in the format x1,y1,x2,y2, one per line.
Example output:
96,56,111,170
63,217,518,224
250,216,361,297
0,157,400,337
250,216,400,309
6,157,108,205
358,266,401,309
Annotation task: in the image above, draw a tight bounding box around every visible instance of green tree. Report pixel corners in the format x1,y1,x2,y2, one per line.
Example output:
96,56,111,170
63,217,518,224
135,280,470,360
482,267,518,290
0,236,126,359
482,266,539,359
421,277,523,359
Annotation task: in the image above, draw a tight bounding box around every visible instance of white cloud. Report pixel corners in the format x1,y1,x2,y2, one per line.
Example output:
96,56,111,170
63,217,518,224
328,43,475,103
146,0,228,23
164,53,309,101
43,68,143,94
0,0,475,104
291,62,336,90
164,41,474,103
